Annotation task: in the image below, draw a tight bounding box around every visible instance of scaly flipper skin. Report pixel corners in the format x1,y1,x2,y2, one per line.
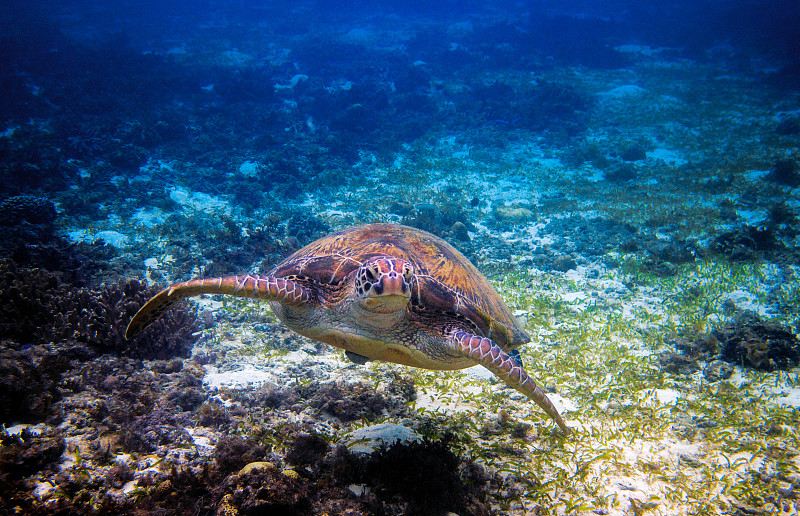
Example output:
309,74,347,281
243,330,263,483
125,275,313,340
450,330,570,434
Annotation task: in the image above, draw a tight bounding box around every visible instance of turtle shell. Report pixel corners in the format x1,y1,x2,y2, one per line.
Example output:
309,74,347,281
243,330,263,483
271,223,529,349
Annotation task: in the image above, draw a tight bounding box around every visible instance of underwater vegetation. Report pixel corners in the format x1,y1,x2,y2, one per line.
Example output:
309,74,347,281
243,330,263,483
1,0,800,514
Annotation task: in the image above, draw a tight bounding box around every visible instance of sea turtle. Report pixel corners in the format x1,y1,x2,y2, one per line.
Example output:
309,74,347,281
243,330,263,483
126,223,569,433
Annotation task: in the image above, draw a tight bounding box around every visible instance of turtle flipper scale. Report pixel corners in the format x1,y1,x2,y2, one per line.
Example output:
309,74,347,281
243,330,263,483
450,330,570,434
125,275,313,340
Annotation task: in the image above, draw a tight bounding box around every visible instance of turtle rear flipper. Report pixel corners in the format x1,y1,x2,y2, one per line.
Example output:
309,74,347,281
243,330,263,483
449,330,570,434
125,275,313,340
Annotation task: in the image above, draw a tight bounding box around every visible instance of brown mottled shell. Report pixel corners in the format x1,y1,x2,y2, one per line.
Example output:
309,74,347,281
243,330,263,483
271,223,529,349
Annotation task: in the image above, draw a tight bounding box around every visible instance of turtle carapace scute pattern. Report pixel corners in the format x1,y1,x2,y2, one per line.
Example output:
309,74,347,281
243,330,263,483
125,223,569,433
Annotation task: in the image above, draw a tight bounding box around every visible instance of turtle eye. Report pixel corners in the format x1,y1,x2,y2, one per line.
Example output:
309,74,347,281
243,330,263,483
402,264,413,281
364,266,379,282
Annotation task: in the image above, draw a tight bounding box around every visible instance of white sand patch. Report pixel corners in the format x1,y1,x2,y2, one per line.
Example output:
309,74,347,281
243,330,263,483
647,147,687,166
169,186,232,215
220,50,253,66
721,289,770,316
186,426,218,449
614,44,669,56
132,207,166,227
274,73,308,90
463,364,494,380
773,387,800,408
653,388,682,405
344,423,422,453
735,209,767,225
548,393,578,413
415,383,483,414
238,161,262,177
744,168,770,181
67,229,130,248
203,364,279,390
598,84,648,98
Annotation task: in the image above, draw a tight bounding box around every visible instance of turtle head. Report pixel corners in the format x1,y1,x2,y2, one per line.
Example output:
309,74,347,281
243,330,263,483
354,257,413,313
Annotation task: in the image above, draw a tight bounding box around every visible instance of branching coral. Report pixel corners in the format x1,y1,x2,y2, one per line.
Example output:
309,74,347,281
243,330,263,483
0,195,56,226
51,278,200,359
0,260,200,359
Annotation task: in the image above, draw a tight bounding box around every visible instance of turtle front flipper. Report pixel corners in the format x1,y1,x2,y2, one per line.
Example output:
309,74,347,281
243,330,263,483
125,275,313,340
449,330,570,434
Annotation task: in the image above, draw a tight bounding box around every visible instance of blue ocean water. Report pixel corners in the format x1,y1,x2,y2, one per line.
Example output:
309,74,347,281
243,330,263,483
1,0,799,514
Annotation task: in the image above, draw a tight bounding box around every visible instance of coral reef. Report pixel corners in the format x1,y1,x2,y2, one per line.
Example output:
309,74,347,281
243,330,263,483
0,427,67,513
1,2,799,513
0,347,64,424
0,427,65,481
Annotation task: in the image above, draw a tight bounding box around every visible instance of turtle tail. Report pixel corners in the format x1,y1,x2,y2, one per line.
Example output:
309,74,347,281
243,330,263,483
125,275,312,340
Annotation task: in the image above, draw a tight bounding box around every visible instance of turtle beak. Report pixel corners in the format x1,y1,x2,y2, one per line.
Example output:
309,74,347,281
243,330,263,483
363,272,411,312
371,272,409,298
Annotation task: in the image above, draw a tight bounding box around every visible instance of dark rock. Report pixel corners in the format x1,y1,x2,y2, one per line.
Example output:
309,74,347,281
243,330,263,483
286,432,331,468
710,225,783,261
621,147,647,161
0,348,59,424
648,240,696,264
364,438,490,516
775,117,800,135
703,360,734,382
658,351,700,375
389,201,413,216
0,427,65,480
451,221,471,241
551,255,577,272
674,313,800,372
619,240,639,253
766,159,800,187
604,163,637,183
214,435,269,476
768,202,798,226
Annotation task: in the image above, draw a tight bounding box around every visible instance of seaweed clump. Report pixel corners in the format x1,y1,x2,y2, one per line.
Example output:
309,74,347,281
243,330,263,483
716,315,800,371
662,312,800,374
